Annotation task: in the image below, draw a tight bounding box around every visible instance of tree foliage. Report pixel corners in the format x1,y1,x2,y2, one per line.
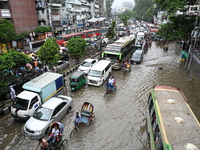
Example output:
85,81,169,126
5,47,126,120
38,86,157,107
37,38,60,69
67,37,86,63
157,15,197,40
106,0,114,19
106,20,116,39
132,0,155,22
153,0,198,14
118,14,130,26
33,26,51,33
0,49,32,97
0,19,17,44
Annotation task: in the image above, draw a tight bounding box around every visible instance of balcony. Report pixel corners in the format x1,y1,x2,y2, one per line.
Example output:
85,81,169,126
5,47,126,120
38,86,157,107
1,9,11,18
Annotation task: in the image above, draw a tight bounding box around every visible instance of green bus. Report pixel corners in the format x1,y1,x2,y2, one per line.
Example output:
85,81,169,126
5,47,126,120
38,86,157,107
147,85,200,150
101,36,135,69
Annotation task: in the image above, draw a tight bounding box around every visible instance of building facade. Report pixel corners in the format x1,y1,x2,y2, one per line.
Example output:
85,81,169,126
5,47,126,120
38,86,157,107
0,0,38,34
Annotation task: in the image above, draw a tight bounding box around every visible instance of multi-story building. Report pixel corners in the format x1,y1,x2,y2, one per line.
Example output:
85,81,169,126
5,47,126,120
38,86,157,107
122,2,133,11
0,0,38,34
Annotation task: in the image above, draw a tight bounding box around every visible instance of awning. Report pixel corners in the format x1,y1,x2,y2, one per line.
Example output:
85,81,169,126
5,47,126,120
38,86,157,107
87,17,99,23
98,17,105,21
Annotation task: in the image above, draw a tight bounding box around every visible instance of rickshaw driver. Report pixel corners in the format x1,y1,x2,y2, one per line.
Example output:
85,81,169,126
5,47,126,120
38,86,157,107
73,112,82,128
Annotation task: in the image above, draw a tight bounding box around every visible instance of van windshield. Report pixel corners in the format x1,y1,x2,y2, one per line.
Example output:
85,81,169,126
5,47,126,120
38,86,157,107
12,97,29,110
33,107,52,121
88,70,101,77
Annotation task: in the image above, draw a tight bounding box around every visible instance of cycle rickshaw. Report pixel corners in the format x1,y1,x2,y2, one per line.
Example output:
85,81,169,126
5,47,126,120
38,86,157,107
70,102,95,138
47,122,68,150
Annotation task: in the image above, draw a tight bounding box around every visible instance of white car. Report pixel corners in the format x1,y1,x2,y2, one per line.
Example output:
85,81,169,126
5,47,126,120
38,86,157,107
78,58,99,74
22,95,73,139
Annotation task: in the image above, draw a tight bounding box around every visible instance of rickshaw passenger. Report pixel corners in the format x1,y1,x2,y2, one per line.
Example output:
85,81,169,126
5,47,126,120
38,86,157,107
108,76,114,91
57,122,64,135
47,125,60,146
73,112,82,128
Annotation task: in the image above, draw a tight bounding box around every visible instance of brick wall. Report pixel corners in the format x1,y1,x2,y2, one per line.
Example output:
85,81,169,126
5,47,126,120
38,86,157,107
9,0,38,34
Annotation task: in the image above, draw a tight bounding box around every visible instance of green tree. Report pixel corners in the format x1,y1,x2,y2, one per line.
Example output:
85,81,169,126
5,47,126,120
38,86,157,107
0,49,31,101
106,20,116,39
153,0,198,14
106,0,114,19
67,37,86,64
33,26,51,33
0,19,17,49
132,0,155,22
37,38,60,69
157,15,197,40
118,14,130,26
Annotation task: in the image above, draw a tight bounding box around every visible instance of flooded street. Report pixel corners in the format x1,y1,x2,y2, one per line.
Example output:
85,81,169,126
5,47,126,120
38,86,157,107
1,42,200,150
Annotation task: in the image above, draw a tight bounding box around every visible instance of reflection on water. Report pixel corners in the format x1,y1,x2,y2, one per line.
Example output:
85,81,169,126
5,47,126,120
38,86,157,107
1,42,200,150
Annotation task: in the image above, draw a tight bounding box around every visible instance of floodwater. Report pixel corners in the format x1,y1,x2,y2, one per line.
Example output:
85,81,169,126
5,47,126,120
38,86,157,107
0,42,200,150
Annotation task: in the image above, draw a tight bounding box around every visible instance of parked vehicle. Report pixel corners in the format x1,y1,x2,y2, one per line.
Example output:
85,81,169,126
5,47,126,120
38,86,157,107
22,95,73,139
147,85,200,150
87,60,112,86
11,72,64,121
130,50,143,64
78,58,98,75
70,71,87,91
53,60,69,73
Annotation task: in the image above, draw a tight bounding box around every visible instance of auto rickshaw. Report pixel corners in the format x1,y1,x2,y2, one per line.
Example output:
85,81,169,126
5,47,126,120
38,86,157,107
70,71,87,91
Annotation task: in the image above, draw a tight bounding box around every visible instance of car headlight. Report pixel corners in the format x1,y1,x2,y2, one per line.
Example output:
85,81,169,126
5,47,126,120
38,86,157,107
35,130,42,134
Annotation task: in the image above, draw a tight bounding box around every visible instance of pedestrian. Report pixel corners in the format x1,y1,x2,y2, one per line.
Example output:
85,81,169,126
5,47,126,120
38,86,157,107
36,138,49,150
10,85,16,100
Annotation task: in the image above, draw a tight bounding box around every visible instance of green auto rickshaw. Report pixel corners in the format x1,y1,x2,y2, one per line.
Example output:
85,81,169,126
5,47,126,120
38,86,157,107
70,71,87,91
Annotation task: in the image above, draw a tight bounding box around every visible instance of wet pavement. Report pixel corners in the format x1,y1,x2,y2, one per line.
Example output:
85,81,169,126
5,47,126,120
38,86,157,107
0,41,200,150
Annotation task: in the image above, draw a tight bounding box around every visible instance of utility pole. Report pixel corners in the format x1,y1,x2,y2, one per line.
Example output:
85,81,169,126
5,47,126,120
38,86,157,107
48,0,55,37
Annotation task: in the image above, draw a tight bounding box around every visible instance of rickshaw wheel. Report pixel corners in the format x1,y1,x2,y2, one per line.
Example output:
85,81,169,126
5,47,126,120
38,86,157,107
58,139,68,150
70,128,77,138
89,115,95,125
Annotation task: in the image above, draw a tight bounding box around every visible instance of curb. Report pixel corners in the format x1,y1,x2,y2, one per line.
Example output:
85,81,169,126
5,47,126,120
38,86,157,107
0,105,11,118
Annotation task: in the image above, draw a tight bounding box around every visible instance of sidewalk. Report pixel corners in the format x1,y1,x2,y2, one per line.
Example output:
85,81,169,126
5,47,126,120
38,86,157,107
0,51,102,119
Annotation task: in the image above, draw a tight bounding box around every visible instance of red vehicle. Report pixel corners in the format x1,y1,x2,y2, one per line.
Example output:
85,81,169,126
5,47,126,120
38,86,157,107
56,32,84,46
83,29,100,38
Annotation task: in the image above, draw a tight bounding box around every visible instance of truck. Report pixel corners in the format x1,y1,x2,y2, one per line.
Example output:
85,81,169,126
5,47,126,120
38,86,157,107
11,72,64,121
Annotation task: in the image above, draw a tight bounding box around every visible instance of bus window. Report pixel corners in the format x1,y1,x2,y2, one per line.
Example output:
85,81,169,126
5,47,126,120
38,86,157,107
148,96,153,113
155,132,163,150
151,111,157,129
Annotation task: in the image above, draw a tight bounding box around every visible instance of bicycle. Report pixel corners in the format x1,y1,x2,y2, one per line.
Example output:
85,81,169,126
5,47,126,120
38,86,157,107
103,85,117,98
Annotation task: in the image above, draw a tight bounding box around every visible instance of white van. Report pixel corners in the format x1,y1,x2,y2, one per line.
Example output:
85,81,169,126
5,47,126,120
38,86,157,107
87,60,112,86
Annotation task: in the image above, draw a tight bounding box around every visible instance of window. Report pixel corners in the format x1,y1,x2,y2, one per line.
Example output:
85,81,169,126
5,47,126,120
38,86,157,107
52,102,66,116
148,95,153,112
29,96,39,109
